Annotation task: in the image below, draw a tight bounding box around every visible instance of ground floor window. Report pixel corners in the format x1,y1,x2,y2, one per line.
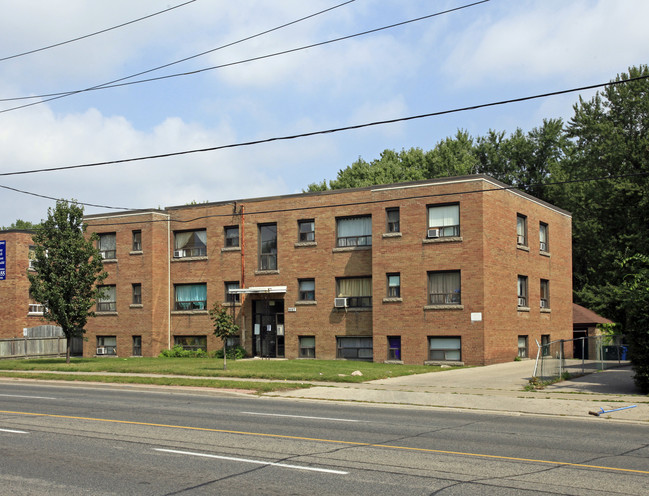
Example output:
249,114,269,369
541,334,550,356
387,336,401,360
336,336,373,360
299,336,315,358
174,335,207,352
132,335,142,356
96,336,117,355
428,336,461,361
518,335,529,358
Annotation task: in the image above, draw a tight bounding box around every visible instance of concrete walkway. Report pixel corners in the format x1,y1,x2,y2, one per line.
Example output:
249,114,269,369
271,362,649,422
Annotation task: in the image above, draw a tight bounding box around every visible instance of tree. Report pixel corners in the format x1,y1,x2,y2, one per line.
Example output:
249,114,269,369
27,201,107,363
1,219,41,230
209,303,239,370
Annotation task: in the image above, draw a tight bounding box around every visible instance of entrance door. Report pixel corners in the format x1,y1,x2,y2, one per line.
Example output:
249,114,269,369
253,300,285,357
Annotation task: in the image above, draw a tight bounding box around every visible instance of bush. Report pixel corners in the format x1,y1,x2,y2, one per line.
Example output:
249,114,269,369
214,345,246,360
159,345,208,358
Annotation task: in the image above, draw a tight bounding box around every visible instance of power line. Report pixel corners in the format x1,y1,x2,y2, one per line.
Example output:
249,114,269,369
1,74,646,178
0,0,488,113
0,1,197,63
0,183,133,211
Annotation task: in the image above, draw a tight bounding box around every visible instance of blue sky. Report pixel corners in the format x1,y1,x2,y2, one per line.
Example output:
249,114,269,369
0,0,647,226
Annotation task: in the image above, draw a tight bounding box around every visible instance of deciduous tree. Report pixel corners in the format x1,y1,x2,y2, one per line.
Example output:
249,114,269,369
210,303,239,370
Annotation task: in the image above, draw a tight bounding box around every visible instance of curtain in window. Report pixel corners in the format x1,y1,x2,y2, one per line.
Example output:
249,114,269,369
176,284,207,304
99,234,116,251
517,217,526,237
428,272,460,295
300,280,315,292
175,231,207,250
99,286,116,302
428,205,458,227
300,336,315,348
518,276,527,297
337,278,372,297
429,337,460,350
337,217,371,237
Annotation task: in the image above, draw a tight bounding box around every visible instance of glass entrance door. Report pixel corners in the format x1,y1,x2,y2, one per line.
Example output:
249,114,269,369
253,299,285,357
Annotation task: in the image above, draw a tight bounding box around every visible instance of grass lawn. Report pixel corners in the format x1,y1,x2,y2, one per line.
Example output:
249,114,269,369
0,357,446,383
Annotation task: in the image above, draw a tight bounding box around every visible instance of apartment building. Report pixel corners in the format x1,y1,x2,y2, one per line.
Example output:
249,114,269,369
0,175,572,365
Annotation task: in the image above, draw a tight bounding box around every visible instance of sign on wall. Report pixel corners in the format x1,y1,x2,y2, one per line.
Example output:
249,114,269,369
0,240,6,280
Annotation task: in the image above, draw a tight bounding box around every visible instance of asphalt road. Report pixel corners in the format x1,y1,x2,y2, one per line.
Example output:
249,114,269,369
1,381,648,495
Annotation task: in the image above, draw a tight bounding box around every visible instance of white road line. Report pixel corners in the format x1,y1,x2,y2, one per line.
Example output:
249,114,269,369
240,411,361,422
0,428,29,434
0,393,56,400
155,448,348,475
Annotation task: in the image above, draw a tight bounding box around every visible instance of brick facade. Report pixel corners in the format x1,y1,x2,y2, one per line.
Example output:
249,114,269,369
0,175,572,365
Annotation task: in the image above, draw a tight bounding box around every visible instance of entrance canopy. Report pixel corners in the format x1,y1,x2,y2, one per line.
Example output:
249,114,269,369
228,286,286,295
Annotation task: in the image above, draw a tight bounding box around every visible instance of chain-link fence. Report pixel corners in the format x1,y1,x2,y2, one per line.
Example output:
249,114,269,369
533,334,629,381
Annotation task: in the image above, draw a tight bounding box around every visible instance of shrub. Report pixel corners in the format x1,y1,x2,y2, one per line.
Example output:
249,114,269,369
159,345,208,358
214,345,246,360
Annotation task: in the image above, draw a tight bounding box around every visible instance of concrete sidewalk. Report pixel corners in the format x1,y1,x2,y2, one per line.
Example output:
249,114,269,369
271,362,649,422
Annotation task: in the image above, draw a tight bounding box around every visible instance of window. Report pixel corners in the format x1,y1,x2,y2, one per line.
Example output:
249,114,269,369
336,277,372,307
518,335,529,358
132,230,142,251
98,233,116,259
387,273,400,298
387,336,401,360
132,336,142,356
298,219,315,242
298,279,315,301
174,335,207,352
174,283,207,310
516,214,527,246
386,208,400,233
517,275,528,307
28,245,37,270
224,226,239,248
132,283,142,305
336,216,372,247
259,223,277,270
28,301,45,314
97,336,117,355
428,271,461,305
299,336,315,358
427,204,460,237
541,334,550,356
225,281,240,303
540,279,550,309
97,285,116,312
174,229,207,258
539,222,549,252
336,337,373,360
428,337,461,361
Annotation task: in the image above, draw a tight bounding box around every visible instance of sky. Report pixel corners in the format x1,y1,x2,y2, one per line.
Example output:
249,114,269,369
0,0,647,227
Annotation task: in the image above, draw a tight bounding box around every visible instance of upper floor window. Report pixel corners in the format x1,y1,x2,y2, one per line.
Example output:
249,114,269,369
224,226,239,248
336,277,372,307
387,273,401,298
98,233,116,259
258,223,277,270
225,281,240,303
517,275,528,308
97,285,116,312
132,283,142,305
540,279,550,309
427,204,459,238
298,279,315,301
336,216,371,247
132,230,142,252
539,222,549,252
174,283,207,310
386,208,400,233
298,219,315,242
174,229,207,258
517,214,527,247
28,245,37,270
428,271,461,305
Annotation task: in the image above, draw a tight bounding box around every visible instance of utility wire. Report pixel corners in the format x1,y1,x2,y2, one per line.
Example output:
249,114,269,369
0,0,197,63
28,170,649,228
1,74,646,178
0,0,488,113
0,183,132,211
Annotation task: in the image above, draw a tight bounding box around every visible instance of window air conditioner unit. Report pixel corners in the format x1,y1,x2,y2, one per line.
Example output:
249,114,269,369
517,235,526,245
518,297,527,307
427,228,440,238
334,297,348,308
173,249,185,258
96,347,106,355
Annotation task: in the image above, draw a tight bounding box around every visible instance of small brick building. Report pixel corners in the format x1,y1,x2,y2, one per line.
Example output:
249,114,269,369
0,175,572,365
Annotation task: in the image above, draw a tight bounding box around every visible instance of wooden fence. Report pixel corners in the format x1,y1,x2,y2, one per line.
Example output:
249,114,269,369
0,336,67,359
